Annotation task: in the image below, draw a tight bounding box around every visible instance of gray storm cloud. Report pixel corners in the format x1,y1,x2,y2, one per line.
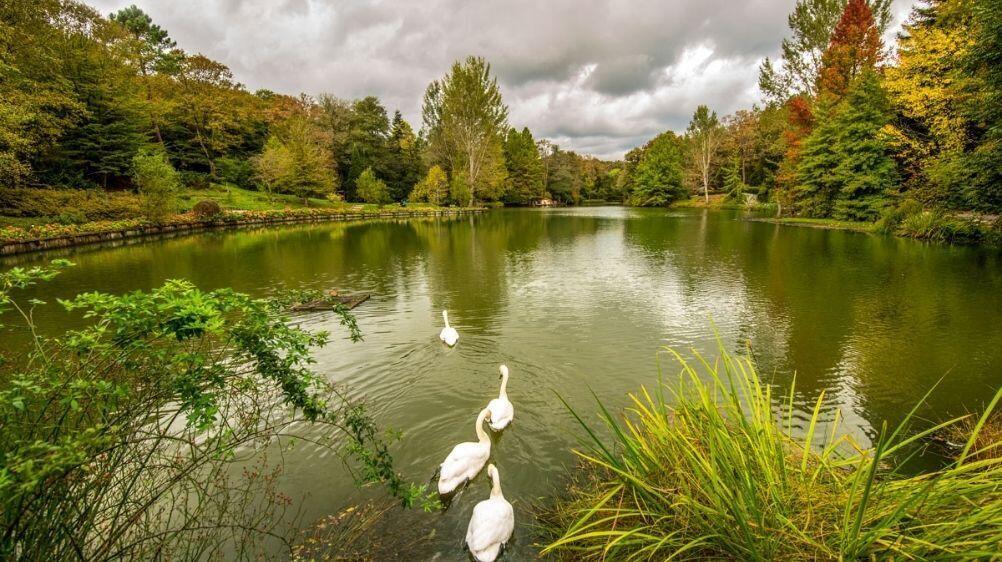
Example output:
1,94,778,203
89,0,916,159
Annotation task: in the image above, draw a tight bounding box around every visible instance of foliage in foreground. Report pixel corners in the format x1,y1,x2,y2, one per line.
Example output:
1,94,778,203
0,262,433,561
540,347,1002,560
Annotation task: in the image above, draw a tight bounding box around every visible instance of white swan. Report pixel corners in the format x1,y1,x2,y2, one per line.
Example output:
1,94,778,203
439,310,459,347
438,408,491,495
486,365,514,431
465,464,514,562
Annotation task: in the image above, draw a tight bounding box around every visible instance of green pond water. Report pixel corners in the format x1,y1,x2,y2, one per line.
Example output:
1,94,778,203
2,207,1001,559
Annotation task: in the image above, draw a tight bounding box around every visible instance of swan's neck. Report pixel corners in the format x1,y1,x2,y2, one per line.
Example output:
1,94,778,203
475,409,490,443
498,371,509,399
442,311,450,328
490,476,504,499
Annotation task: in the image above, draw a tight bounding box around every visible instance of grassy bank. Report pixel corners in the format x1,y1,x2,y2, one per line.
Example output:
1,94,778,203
0,185,474,249
538,347,1002,560
0,184,438,229
665,193,1001,247
752,212,1002,246
672,194,775,212
749,216,875,233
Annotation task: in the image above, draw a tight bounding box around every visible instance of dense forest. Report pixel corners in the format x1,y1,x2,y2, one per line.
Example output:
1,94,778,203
2,0,1000,235
621,0,1001,233
0,0,618,214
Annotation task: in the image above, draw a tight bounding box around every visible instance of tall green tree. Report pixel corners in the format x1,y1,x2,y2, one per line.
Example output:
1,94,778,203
422,56,508,203
252,135,293,201
252,114,335,204
942,0,1002,211
796,71,897,220
0,0,86,185
544,147,582,204
344,96,390,199
759,0,891,102
630,132,687,206
384,111,423,201
110,5,179,146
503,127,545,204
164,54,260,180
38,17,148,188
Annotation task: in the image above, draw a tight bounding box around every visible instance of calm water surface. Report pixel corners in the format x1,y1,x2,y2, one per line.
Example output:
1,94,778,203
3,207,1001,559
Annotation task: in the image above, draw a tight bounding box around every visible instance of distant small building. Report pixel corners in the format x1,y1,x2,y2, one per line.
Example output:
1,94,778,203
534,198,557,207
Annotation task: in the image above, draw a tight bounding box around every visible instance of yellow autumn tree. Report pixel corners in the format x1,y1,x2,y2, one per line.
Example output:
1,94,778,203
884,0,974,201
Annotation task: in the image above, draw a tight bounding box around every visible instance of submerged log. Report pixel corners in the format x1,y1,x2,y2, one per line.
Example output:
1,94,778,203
291,290,370,312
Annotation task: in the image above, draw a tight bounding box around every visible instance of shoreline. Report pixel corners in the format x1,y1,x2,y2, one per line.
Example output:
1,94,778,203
0,207,484,257
745,216,874,233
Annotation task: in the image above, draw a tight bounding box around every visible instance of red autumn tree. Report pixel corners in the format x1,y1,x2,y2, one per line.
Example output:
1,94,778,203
773,95,815,214
817,0,884,99
776,96,814,189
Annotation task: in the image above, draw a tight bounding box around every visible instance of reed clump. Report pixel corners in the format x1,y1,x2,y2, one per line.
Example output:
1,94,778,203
539,348,1002,561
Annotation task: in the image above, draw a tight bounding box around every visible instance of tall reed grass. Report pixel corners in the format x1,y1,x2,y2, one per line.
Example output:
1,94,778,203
539,347,1002,560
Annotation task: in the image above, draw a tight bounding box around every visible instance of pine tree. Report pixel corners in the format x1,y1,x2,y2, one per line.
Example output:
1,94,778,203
384,111,423,201
38,21,148,189
831,73,897,220
503,127,545,205
797,71,897,220
722,158,748,201
795,100,842,216
344,97,390,199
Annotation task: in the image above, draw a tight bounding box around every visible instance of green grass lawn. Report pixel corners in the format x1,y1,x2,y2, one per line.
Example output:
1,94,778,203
180,184,449,213
178,184,340,211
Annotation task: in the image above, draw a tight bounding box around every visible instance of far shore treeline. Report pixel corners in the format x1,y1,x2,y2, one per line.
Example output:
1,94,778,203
1,1,619,211
2,0,1001,241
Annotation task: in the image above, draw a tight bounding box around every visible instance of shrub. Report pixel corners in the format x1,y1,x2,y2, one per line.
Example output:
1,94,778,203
0,263,436,560
540,346,1002,560
356,167,391,207
874,198,923,234
215,156,256,188
192,199,222,219
133,150,180,222
410,165,449,206
0,188,144,221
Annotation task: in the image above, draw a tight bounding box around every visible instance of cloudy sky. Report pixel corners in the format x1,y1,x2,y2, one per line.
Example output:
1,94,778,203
90,0,916,159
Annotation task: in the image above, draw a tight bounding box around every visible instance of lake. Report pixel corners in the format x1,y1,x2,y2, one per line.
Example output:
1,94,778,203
3,207,1001,559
